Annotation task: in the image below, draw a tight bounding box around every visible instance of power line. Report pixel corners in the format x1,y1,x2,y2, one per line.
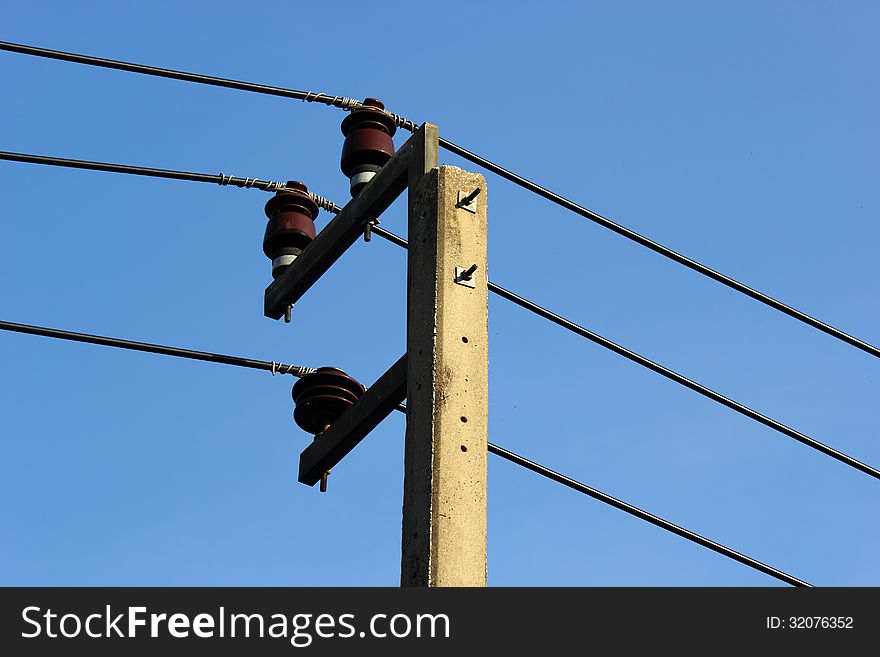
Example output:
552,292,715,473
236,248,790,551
393,401,805,586
0,150,341,216
2,145,874,481
2,40,877,360
370,225,880,481
439,139,880,360
0,42,837,587
486,443,810,587
0,318,808,587
0,41,346,105
0,150,290,193
0,40,418,131
0,319,315,377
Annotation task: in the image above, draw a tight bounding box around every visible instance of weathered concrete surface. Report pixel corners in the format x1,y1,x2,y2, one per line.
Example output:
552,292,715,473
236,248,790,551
401,153,488,587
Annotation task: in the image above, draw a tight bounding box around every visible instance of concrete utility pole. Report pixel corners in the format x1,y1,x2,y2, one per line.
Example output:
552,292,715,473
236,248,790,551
401,124,489,586
264,120,488,587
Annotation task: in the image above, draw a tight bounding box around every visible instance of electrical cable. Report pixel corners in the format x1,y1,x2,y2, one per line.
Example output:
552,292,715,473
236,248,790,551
438,138,880,360
0,150,291,192
0,41,841,583
2,39,876,358
0,40,354,107
1,146,874,480
0,319,315,376
369,225,880,481
486,442,810,587
0,318,809,587
0,40,418,131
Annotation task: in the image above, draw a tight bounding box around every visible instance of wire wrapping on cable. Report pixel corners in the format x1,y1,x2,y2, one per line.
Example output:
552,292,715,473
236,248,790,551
271,361,317,377
217,172,290,193
309,193,343,214
303,90,420,133
387,111,419,133
301,91,361,110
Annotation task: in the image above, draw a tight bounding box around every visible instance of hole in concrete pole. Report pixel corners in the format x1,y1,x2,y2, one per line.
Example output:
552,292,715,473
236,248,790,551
460,445,468,452
462,336,469,343
460,416,467,423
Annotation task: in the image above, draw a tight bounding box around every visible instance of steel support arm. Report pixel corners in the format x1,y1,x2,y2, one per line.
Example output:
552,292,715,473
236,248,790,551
264,128,427,319
298,354,408,486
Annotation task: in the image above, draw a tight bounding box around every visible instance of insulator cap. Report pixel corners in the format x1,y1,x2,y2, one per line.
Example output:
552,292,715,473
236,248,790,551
340,98,397,195
291,367,366,435
263,181,318,276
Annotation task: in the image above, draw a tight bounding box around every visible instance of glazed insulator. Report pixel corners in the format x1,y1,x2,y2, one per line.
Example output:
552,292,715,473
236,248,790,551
263,181,318,279
291,367,366,435
340,98,397,197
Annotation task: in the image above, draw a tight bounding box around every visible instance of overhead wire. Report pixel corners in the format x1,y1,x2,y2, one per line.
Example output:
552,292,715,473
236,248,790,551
1,147,875,481
0,150,293,193
0,41,418,131
0,40,864,583
436,139,880,360
1,146,875,481
0,318,809,587
1,40,877,358
368,225,880,481
0,319,316,377
485,443,810,587
0,41,357,107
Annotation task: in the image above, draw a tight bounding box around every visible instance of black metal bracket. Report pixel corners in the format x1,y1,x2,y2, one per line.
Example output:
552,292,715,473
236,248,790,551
298,354,407,487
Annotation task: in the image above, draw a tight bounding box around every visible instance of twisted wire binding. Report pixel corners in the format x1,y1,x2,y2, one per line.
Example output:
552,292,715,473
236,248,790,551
387,112,419,133
301,91,360,110
218,172,287,193
310,193,342,214
303,90,419,132
270,361,317,377
217,174,340,209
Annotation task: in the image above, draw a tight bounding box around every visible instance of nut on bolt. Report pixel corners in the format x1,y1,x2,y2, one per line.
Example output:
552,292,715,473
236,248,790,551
340,98,397,197
263,181,318,280
291,367,366,492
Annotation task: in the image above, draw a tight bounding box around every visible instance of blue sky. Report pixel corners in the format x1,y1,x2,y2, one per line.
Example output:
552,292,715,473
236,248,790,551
1,1,877,586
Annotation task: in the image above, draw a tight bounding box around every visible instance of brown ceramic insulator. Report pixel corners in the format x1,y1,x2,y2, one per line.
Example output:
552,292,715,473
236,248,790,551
340,98,397,179
291,367,366,435
262,180,318,260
